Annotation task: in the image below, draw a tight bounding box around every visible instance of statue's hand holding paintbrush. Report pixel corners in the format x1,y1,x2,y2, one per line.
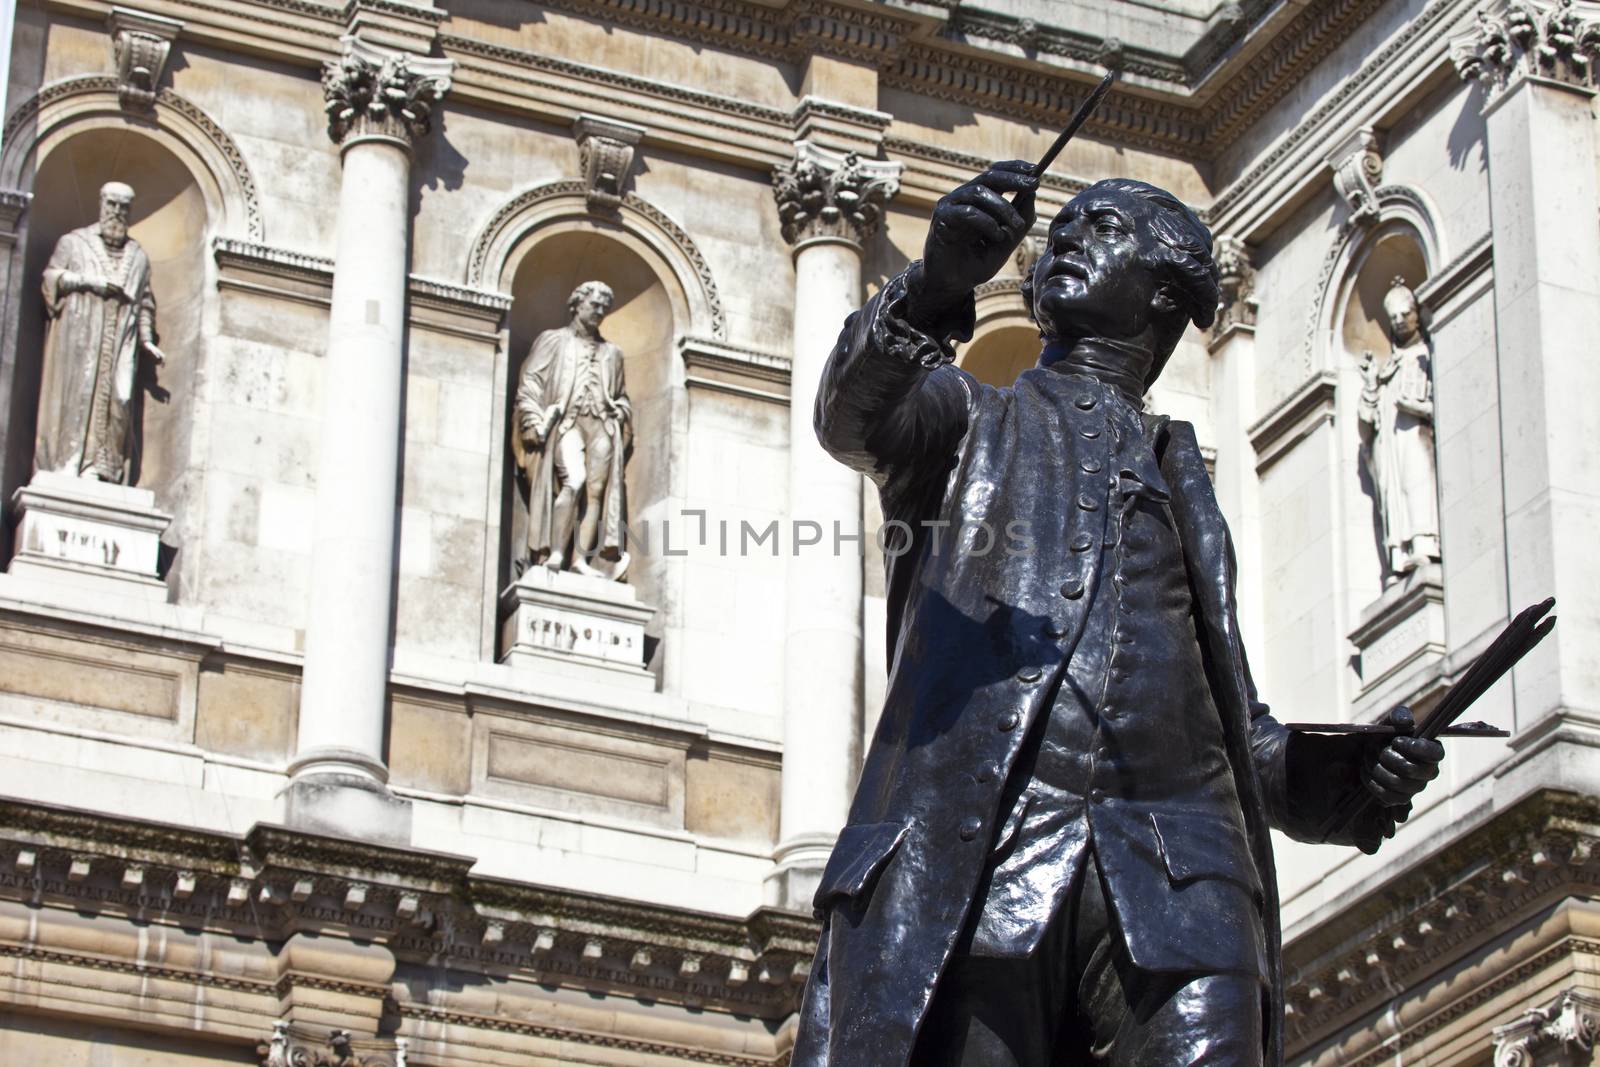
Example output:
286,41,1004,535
905,68,1119,329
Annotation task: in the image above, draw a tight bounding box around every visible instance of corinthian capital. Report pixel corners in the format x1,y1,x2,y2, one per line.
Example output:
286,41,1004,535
1451,0,1600,95
1492,990,1599,1067
322,36,452,148
773,142,901,247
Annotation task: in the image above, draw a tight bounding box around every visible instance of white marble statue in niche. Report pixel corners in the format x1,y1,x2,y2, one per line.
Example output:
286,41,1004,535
1358,276,1440,585
35,181,167,484
512,280,634,580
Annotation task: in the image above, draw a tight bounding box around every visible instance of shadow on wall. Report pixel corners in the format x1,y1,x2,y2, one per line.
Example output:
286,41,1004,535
8,127,207,595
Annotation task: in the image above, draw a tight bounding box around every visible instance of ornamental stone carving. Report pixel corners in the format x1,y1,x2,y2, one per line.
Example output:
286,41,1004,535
321,36,452,147
1451,0,1600,94
573,114,645,213
772,141,901,247
1492,990,1600,1067
1329,125,1384,229
1357,278,1441,586
257,1021,407,1067
1212,235,1258,336
107,7,183,110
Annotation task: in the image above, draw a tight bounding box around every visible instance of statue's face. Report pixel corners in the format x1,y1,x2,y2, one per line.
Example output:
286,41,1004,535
1031,187,1167,343
572,289,611,331
99,194,132,243
1384,292,1420,345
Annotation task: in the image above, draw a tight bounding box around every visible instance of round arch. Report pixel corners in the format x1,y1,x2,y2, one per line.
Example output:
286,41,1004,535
1307,184,1443,373
1,75,263,241
959,282,1038,387
466,180,725,339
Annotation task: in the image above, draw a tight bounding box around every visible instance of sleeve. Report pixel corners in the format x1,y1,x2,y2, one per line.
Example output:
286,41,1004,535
40,235,79,318
1248,663,1374,847
813,264,977,489
516,333,559,442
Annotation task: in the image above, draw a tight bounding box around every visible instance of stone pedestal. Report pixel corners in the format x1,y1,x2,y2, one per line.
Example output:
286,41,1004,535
498,568,656,691
1349,563,1445,715
7,471,171,602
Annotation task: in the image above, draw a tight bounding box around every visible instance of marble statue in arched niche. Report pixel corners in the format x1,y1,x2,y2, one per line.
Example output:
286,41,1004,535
1340,231,1440,589
1357,277,1440,585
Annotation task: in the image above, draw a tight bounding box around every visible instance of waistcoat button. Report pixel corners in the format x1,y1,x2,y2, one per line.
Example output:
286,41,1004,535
959,817,982,841
1076,493,1099,512
1060,579,1085,600
998,712,1020,732
1074,394,1097,410
1071,532,1094,551
1080,458,1103,474
1017,666,1043,683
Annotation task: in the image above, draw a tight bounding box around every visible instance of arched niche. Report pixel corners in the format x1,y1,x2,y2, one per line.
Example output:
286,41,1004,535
496,221,687,647
9,125,209,596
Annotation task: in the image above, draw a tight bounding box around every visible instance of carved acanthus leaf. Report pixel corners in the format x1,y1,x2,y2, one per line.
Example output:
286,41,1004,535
1492,990,1600,1067
1328,125,1384,229
321,37,452,146
257,1022,407,1067
772,141,901,246
1212,235,1258,336
1451,0,1600,94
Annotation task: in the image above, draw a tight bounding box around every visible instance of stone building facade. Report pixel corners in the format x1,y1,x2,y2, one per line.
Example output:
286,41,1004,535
0,0,1595,1064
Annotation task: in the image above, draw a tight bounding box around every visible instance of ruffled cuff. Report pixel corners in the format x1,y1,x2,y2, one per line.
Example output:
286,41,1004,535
871,264,977,370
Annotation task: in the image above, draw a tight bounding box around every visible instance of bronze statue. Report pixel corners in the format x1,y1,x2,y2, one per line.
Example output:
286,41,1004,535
1358,277,1441,585
512,280,633,580
35,181,166,483
792,161,1446,1067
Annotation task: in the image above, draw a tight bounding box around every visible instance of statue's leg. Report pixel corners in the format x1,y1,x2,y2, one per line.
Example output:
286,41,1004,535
1077,860,1265,1067
548,428,584,569
574,419,615,571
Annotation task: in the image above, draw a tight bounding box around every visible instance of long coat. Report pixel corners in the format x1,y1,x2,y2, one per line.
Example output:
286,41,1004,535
792,274,1346,1067
511,324,632,561
36,226,155,481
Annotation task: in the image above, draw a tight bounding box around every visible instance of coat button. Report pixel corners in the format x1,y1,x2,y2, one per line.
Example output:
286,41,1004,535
1080,458,1103,474
998,712,1020,732
976,764,997,784
1076,493,1099,512
1089,788,1106,804
959,817,982,841
1080,426,1102,439
1017,666,1042,683
1060,578,1085,600
1070,532,1094,552
1045,620,1068,639
1101,705,1118,720
1074,394,1096,410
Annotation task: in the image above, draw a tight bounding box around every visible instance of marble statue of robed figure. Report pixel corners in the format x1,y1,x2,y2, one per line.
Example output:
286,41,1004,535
793,164,1446,1067
512,280,633,579
1358,277,1441,585
35,181,166,483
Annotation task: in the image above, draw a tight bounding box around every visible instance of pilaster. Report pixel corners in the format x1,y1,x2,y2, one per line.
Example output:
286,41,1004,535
1450,0,1600,795
1208,235,1263,656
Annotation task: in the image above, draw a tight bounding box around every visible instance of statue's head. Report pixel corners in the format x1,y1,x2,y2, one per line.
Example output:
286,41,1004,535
98,182,134,246
567,280,614,332
1023,178,1219,387
1382,277,1422,346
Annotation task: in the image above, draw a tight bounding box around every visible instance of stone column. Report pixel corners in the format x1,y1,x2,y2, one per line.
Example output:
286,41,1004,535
1452,2,1600,790
1209,235,1263,655
767,142,900,909
284,35,450,843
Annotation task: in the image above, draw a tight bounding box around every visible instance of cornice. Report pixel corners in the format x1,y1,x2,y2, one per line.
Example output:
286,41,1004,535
0,796,819,1021
1283,790,1600,1057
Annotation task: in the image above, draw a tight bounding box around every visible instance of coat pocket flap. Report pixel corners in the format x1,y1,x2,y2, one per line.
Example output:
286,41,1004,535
1148,811,1262,896
812,821,909,916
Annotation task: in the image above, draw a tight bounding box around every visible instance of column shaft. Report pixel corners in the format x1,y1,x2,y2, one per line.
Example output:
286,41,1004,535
293,137,412,782
776,237,865,899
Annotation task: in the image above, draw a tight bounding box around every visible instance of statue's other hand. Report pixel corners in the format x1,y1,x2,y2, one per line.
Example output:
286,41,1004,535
912,161,1039,317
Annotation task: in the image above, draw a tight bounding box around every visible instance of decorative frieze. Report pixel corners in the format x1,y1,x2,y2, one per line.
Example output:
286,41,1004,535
1452,0,1600,96
1492,990,1600,1067
106,7,183,110
572,114,645,212
772,141,901,247
321,37,452,147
